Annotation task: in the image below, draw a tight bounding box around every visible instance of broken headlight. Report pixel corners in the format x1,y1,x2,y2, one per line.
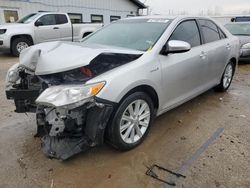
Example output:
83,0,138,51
5,63,20,89
36,82,105,108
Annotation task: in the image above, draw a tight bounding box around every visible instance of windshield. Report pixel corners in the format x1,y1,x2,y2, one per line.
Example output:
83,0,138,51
225,23,250,36
82,19,172,51
17,13,41,24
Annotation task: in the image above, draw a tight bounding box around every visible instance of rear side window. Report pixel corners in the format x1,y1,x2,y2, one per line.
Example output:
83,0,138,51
56,14,68,24
218,28,227,39
169,20,201,47
199,19,220,43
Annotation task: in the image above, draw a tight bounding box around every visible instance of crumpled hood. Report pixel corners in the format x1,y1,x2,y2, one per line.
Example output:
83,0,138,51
19,41,143,75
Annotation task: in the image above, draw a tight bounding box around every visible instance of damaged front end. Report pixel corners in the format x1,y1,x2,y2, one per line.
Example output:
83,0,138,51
37,97,114,160
6,64,116,160
5,43,142,160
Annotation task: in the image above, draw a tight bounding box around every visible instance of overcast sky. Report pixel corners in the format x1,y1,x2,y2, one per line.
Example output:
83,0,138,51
141,0,250,15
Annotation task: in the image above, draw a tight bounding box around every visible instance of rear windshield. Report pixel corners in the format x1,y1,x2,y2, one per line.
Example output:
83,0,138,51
225,23,250,36
82,18,172,51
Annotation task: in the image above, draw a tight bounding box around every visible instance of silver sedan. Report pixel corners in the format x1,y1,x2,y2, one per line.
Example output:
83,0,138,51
6,16,240,159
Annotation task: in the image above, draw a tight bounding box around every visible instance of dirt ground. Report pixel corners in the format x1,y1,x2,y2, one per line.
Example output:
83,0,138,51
0,52,250,188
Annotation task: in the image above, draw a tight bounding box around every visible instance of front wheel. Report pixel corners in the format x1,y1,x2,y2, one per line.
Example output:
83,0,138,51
11,37,32,56
107,92,154,151
214,62,235,92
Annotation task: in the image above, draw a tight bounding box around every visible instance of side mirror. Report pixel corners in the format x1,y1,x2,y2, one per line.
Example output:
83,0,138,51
162,40,191,55
35,21,43,27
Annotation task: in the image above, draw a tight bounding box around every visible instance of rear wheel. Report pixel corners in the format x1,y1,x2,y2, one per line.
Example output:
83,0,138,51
214,61,235,92
11,37,32,56
107,92,154,151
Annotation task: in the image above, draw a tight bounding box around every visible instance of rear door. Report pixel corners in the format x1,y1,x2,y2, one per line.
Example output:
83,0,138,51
197,19,231,86
159,19,208,110
34,14,61,43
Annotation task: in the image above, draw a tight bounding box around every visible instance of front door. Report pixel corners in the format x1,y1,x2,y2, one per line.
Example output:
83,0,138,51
159,20,208,110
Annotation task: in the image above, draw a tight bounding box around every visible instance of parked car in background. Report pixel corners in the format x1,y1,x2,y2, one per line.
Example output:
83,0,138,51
0,12,102,56
5,16,239,160
225,22,250,62
231,16,250,22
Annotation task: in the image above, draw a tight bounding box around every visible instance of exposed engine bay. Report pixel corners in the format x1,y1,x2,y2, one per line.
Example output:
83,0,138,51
5,50,141,160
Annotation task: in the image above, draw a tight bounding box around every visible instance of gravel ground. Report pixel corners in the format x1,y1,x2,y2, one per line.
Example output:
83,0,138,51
0,52,249,188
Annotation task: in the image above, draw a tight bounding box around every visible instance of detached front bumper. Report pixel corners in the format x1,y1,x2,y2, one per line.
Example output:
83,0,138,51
37,97,116,160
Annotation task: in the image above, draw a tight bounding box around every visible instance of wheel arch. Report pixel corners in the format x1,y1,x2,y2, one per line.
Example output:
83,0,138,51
230,57,237,71
118,85,159,111
11,34,34,47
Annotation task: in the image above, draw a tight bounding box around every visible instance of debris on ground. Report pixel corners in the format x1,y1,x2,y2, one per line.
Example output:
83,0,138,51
239,115,246,118
17,158,27,179
50,179,54,188
17,158,26,169
145,164,186,186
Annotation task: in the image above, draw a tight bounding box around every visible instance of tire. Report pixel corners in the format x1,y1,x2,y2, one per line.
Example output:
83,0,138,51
107,92,154,151
11,37,32,57
214,61,235,92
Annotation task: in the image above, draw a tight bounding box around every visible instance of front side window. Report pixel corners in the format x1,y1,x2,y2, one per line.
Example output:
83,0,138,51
82,19,172,51
36,14,57,26
169,20,201,47
199,19,220,43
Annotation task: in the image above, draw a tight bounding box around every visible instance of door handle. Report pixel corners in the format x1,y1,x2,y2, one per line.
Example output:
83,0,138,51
200,51,207,60
53,27,59,30
226,44,231,50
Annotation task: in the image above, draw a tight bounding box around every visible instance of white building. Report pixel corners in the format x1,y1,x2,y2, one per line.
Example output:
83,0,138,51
0,0,147,24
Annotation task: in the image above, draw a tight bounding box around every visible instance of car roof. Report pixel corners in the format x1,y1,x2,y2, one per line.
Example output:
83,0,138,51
123,15,213,21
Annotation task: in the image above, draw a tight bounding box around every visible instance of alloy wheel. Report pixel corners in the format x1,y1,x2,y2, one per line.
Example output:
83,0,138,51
119,99,151,144
223,63,233,89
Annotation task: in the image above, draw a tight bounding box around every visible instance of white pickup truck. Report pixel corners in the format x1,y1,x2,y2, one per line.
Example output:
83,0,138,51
0,12,102,56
